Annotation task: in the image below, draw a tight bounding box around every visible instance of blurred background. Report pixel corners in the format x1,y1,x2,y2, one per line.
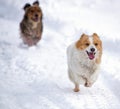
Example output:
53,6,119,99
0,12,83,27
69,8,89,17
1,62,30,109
0,0,120,109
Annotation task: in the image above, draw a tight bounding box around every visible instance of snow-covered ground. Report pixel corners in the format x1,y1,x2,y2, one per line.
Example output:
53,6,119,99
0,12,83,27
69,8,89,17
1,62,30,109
0,0,120,109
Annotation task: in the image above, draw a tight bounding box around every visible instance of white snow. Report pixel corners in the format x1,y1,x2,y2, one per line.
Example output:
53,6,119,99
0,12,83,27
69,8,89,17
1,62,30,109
0,0,120,109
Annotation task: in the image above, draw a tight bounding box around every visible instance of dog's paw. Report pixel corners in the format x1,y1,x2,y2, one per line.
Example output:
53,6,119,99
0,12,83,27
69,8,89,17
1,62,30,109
85,82,92,87
74,88,80,92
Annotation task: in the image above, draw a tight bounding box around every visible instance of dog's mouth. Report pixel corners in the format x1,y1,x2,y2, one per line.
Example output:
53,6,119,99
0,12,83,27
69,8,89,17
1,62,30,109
86,51,96,60
32,17,39,22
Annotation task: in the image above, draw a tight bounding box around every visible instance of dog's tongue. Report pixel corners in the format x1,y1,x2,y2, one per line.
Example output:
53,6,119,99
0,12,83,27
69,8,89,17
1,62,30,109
34,17,39,22
88,52,95,60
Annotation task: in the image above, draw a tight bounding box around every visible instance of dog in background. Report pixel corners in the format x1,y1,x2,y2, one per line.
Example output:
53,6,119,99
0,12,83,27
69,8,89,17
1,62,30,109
67,33,102,92
20,1,43,46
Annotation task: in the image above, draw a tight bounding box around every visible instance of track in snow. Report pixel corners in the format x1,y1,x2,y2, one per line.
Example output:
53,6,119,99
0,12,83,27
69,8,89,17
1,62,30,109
0,35,120,109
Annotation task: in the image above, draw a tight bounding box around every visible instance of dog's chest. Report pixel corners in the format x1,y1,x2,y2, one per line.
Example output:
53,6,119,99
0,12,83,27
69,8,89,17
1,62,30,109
32,22,38,29
31,29,38,37
30,25,40,38
79,61,97,74
73,52,98,75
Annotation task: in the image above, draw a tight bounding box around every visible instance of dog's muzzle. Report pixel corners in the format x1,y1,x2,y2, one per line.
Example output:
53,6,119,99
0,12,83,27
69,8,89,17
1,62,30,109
86,48,96,60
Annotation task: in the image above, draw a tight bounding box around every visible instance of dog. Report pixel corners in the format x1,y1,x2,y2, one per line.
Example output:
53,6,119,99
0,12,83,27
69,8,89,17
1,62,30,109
20,1,43,46
67,33,102,92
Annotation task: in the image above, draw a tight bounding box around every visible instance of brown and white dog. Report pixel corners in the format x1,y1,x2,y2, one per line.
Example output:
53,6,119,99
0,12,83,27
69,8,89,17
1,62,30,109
67,33,102,92
20,1,43,46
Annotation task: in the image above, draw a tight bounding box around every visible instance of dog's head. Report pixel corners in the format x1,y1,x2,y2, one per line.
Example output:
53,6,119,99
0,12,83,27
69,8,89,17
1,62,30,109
76,33,102,61
23,1,42,23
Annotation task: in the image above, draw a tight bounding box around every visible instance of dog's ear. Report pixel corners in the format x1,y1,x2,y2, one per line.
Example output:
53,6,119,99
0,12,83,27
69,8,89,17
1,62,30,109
93,33,99,38
80,33,88,40
23,3,31,11
33,1,39,6
81,33,86,38
76,33,87,49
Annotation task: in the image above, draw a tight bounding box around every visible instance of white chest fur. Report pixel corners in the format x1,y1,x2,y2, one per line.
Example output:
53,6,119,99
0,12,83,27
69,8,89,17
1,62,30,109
67,43,100,85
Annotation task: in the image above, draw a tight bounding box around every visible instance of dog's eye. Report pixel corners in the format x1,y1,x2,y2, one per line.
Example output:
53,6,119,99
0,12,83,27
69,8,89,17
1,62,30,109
85,43,89,46
95,43,98,46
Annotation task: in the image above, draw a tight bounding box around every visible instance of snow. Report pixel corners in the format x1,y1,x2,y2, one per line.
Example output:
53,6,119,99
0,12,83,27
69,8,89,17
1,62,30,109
0,0,120,109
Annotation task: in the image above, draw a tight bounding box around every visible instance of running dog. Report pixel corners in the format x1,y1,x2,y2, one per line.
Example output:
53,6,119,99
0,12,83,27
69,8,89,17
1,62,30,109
20,1,43,46
67,33,102,92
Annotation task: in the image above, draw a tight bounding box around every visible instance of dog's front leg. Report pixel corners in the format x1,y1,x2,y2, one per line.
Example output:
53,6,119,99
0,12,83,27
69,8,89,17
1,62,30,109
74,84,80,92
82,76,92,87
85,81,92,87
25,37,34,46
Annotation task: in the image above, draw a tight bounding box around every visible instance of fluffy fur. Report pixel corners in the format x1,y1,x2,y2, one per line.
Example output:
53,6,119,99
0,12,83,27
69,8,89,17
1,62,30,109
20,1,43,46
67,33,102,92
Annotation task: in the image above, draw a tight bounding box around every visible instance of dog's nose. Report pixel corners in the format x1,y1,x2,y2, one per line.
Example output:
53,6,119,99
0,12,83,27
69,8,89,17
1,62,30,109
90,48,95,52
35,14,38,17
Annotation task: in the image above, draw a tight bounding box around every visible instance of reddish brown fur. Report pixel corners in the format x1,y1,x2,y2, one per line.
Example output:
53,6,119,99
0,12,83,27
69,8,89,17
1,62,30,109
25,6,42,24
76,33,102,64
76,34,90,50
92,33,102,64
